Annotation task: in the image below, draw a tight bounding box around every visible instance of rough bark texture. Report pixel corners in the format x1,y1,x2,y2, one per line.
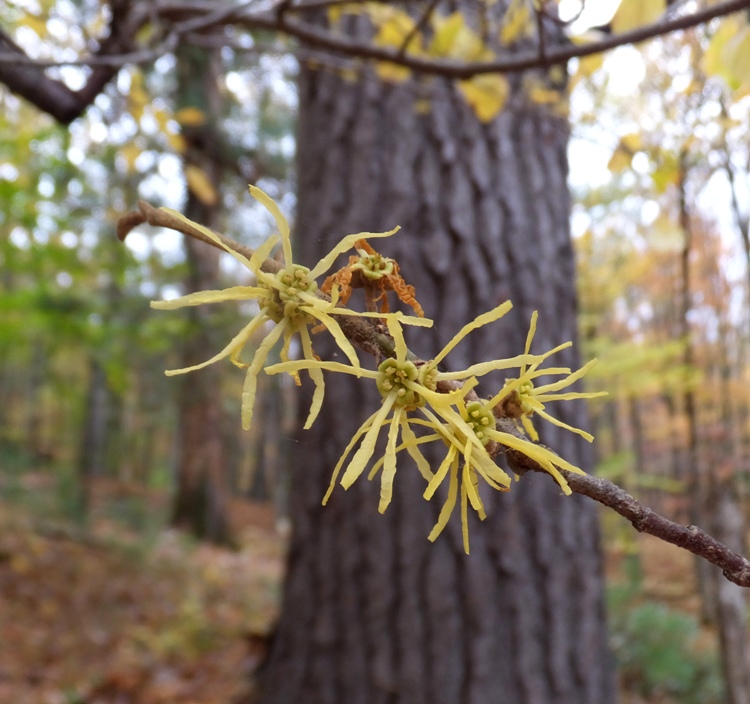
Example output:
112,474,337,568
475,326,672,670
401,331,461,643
255,61,615,704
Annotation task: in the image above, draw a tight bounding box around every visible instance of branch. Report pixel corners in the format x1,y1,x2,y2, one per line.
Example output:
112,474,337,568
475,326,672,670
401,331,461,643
273,0,750,78
2,0,748,86
504,442,750,588
396,0,440,58
565,470,750,588
0,0,153,124
0,28,83,123
118,200,750,586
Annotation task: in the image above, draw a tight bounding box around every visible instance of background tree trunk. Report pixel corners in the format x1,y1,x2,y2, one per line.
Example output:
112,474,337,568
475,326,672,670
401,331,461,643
256,60,615,704
170,43,233,545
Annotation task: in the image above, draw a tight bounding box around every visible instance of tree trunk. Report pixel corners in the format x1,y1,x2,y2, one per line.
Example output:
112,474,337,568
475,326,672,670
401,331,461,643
256,59,614,704
170,43,233,546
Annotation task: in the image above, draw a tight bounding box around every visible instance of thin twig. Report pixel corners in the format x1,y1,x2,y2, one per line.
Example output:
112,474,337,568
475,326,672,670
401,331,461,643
562,470,750,588
274,0,750,78
397,0,440,58
534,3,547,62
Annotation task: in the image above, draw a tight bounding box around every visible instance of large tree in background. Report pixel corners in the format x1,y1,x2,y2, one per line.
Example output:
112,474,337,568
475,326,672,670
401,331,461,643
256,25,614,704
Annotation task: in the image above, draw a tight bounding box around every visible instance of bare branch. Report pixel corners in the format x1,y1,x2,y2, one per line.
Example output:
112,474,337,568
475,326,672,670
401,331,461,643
1,0,748,80
397,0,440,58
500,434,750,587
563,470,750,588
0,27,83,123
273,0,750,78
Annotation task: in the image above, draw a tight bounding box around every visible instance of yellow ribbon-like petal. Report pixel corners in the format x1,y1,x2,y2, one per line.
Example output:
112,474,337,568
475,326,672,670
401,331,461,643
431,300,513,368
427,452,459,543
341,393,397,490
241,320,288,430
324,409,382,504
379,408,403,513
164,312,269,376
308,227,401,280
435,353,542,381
298,325,326,430
249,185,292,267
150,285,265,309
265,359,379,380
160,208,255,271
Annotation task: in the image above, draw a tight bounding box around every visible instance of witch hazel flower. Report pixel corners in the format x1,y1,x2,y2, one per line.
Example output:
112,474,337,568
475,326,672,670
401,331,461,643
150,185,402,430
500,311,608,443
265,304,543,543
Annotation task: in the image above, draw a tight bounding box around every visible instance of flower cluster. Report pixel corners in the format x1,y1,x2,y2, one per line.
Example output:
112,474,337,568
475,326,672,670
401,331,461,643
150,186,604,553
266,307,601,553
151,186,409,430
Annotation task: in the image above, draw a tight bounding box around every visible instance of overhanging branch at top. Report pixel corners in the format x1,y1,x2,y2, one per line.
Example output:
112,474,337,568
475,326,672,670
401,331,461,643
0,0,749,123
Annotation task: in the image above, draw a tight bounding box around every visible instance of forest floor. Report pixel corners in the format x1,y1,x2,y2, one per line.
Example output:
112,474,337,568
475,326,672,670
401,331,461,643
0,469,723,704
0,473,286,704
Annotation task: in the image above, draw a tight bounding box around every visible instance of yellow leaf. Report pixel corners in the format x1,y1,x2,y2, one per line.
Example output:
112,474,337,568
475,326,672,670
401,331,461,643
611,0,666,34
360,2,399,26
153,107,173,133
528,85,561,105
185,164,219,206
722,25,750,91
576,53,605,79
373,9,419,50
458,74,509,123
650,152,679,194
166,132,187,154
375,61,411,83
128,70,150,122
120,142,141,173
429,11,490,61
501,0,532,45
620,133,642,152
607,133,642,172
174,107,206,126
21,14,48,37
702,16,741,79
607,146,631,173
429,12,464,56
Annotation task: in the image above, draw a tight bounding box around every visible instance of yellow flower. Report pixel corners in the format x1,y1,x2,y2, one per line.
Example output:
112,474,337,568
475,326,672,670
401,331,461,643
265,303,541,538
386,402,512,555
409,390,598,552
151,185,401,430
266,313,444,512
269,301,603,553
501,311,607,443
